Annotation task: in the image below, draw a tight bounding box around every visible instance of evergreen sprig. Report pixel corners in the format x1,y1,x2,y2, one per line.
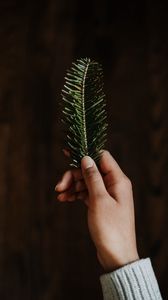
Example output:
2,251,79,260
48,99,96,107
61,57,108,168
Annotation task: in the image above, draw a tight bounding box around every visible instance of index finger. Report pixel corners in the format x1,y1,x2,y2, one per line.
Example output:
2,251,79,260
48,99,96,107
99,150,125,185
55,168,83,192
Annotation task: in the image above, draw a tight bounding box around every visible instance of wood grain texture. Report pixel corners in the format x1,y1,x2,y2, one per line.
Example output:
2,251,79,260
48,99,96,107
0,1,167,299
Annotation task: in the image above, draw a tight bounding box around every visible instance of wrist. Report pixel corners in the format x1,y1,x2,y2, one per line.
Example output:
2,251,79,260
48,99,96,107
98,249,140,272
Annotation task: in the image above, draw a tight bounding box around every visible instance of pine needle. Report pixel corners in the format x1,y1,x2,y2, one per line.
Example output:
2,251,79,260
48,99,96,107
61,58,108,168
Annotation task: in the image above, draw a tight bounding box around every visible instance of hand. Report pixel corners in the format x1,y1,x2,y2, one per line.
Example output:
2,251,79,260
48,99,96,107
55,150,139,271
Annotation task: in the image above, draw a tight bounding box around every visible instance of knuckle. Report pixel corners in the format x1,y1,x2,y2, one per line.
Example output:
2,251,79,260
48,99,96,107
121,175,132,189
75,181,81,192
85,167,97,178
91,173,101,184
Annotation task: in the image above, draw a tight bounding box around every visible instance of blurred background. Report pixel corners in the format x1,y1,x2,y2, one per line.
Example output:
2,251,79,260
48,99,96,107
0,0,168,299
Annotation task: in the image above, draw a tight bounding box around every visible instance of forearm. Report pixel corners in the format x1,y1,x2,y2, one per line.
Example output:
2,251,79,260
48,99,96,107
100,258,163,300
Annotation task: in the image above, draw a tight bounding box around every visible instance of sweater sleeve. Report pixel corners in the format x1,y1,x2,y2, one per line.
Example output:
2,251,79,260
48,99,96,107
100,258,163,300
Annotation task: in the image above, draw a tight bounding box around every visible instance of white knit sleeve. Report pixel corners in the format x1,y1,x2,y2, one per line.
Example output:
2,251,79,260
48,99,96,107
100,258,163,300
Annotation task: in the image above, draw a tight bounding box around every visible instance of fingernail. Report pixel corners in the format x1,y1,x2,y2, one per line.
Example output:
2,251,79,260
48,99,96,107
82,156,94,169
57,193,64,200
62,148,71,157
55,182,61,190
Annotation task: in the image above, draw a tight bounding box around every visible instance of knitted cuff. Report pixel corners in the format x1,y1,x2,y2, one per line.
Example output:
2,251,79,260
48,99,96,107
100,258,162,300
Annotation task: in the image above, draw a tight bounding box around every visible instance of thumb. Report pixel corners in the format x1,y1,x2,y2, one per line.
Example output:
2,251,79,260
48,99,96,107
81,156,107,199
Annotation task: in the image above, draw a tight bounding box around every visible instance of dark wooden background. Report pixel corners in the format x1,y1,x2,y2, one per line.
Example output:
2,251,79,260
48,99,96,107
0,0,168,299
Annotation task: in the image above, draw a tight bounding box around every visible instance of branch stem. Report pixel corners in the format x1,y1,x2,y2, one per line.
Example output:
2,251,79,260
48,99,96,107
82,58,90,155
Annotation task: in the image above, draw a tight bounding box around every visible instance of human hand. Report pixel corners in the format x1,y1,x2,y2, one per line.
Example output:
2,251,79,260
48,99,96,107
55,150,139,271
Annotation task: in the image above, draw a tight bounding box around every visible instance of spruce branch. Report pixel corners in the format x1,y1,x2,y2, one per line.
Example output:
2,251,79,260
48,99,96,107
61,57,108,168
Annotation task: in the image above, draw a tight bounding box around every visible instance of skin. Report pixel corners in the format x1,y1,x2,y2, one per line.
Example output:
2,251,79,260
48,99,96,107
55,149,139,272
